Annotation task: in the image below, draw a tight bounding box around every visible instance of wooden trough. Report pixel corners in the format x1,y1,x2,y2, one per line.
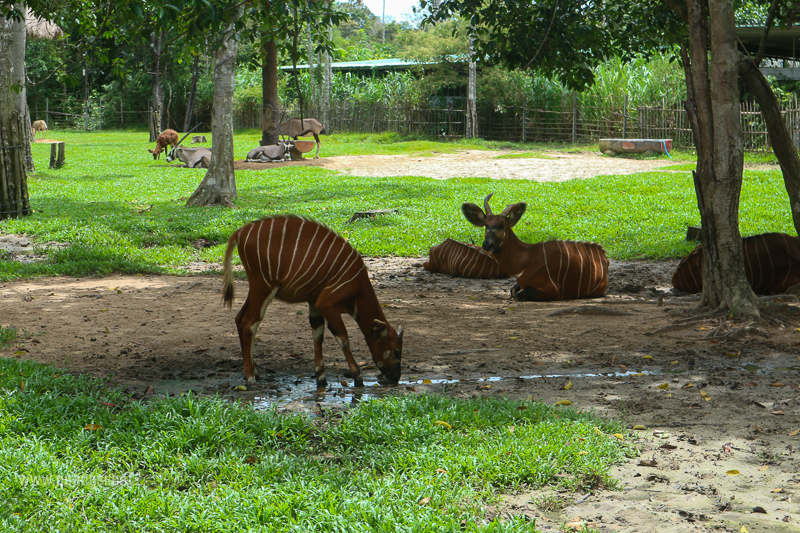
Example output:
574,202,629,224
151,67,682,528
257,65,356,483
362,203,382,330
599,138,672,155
290,140,316,153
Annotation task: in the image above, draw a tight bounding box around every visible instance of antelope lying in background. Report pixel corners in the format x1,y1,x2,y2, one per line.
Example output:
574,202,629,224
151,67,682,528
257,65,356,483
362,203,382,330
167,146,211,168
246,144,287,162
672,232,800,294
148,129,179,159
31,120,48,139
221,215,403,389
278,118,326,159
423,239,508,279
462,193,609,301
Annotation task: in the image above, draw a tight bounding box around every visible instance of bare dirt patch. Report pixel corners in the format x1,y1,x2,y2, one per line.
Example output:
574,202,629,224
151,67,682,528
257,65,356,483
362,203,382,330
234,149,673,181
2,149,796,532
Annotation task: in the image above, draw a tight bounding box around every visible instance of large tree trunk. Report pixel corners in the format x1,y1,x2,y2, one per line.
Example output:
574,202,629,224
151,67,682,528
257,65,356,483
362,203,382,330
149,30,164,141
0,3,31,220
261,40,280,146
681,0,758,317
186,11,242,208
183,53,200,133
740,65,800,236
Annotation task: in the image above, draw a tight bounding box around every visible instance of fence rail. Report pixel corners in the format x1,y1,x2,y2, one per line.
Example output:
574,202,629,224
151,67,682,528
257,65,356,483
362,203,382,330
30,94,800,152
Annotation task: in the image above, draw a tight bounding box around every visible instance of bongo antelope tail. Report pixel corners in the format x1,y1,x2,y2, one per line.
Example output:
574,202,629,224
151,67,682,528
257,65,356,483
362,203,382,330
672,232,800,294
462,193,609,301
221,215,403,389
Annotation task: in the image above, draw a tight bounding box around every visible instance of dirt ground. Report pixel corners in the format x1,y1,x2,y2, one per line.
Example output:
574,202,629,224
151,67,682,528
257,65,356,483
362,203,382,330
3,150,799,532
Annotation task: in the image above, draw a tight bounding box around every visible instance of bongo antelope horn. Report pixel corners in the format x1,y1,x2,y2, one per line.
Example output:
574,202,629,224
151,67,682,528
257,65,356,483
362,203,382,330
484,193,494,216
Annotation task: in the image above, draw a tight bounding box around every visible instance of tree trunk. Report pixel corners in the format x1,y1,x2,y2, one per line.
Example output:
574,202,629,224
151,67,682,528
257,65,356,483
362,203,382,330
0,3,31,221
681,0,758,317
466,32,477,138
149,30,164,142
186,10,242,208
740,65,800,236
261,40,280,146
183,53,200,133
307,25,315,112
323,26,331,128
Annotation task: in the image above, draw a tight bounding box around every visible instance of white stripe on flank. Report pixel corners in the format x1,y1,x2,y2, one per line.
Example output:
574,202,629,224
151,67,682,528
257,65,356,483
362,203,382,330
292,230,333,297
275,218,289,281
780,234,791,289
286,219,306,276
542,242,557,293
303,235,346,295
241,223,255,275
463,245,479,277
313,240,353,294
285,224,321,293
265,218,276,281
331,263,365,294
256,221,268,284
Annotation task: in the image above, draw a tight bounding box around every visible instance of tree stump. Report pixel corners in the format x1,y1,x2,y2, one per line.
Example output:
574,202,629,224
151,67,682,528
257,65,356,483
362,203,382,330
49,142,65,169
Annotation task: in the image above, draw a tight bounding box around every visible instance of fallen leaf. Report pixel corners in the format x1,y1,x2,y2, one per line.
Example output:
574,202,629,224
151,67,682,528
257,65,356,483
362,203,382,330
509,336,518,340
560,381,573,390
789,428,800,436
772,410,785,416
669,360,679,365
577,451,589,456
752,506,767,514
20,380,25,391
771,488,785,493
434,420,452,430
759,465,769,471
84,423,102,431
633,425,647,430
611,355,617,365
660,443,677,450
741,526,748,533
555,399,572,406
340,380,348,387
422,379,432,384
754,422,762,432
642,355,653,360
244,455,260,464
98,401,117,408
618,364,628,372
613,433,624,440
13,350,25,356
638,458,658,467
436,468,447,474
100,308,108,312
772,382,786,387
727,469,740,475
144,385,155,396
418,497,431,506
469,296,476,300
700,390,711,401
233,385,247,391
657,383,669,390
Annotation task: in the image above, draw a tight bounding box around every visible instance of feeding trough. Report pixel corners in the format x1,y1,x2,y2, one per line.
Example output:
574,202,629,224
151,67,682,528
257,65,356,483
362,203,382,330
599,138,672,155
290,140,316,154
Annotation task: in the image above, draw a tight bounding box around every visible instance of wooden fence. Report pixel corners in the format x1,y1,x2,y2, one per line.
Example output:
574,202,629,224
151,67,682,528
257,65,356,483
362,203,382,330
30,93,800,151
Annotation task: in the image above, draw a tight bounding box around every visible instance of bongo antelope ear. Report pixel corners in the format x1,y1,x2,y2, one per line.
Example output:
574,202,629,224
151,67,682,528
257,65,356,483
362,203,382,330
370,320,389,340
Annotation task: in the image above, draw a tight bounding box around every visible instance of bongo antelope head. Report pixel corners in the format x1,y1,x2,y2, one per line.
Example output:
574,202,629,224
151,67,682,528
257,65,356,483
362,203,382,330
367,320,403,384
462,193,527,254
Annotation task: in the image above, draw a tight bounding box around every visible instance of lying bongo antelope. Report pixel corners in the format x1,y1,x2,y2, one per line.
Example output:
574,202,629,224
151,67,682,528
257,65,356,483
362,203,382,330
672,232,800,294
423,239,508,279
462,193,609,300
221,215,403,389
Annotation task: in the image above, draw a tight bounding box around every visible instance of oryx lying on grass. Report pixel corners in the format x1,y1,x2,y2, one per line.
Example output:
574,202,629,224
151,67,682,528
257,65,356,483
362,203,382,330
246,144,288,162
278,118,326,159
166,146,211,168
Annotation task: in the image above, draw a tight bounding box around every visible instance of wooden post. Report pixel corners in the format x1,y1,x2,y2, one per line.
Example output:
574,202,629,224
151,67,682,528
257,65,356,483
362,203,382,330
99,97,102,130
571,92,577,143
46,97,49,128
49,141,65,169
522,94,527,143
623,94,628,139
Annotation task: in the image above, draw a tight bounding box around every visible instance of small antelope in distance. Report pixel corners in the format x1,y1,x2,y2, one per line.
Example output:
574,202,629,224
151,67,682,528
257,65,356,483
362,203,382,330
462,193,609,301
278,118,326,159
148,129,179,159
672,232,800,294
423,239,509,279
221,215,403,389
31,120,48,140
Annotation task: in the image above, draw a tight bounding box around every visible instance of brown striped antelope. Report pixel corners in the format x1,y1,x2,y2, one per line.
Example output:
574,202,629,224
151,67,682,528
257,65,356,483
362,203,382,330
462,193,610,301
221,215,403,389
423,239,509,278
672,232,800,294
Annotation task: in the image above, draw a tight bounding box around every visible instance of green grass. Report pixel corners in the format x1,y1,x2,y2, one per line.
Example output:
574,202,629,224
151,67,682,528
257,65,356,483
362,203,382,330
0,130,794,280
0,325,24,349
0,358,635,532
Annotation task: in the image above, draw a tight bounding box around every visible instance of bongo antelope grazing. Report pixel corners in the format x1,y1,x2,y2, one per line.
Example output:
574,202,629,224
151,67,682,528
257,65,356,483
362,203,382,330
462,193,609,301
221,216,403,389
423,239,508,279
148,129,179,159
672,232,800,294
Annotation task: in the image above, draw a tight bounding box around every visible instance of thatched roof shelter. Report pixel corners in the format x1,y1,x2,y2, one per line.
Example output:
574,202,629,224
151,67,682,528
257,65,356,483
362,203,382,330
25,8,62,40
